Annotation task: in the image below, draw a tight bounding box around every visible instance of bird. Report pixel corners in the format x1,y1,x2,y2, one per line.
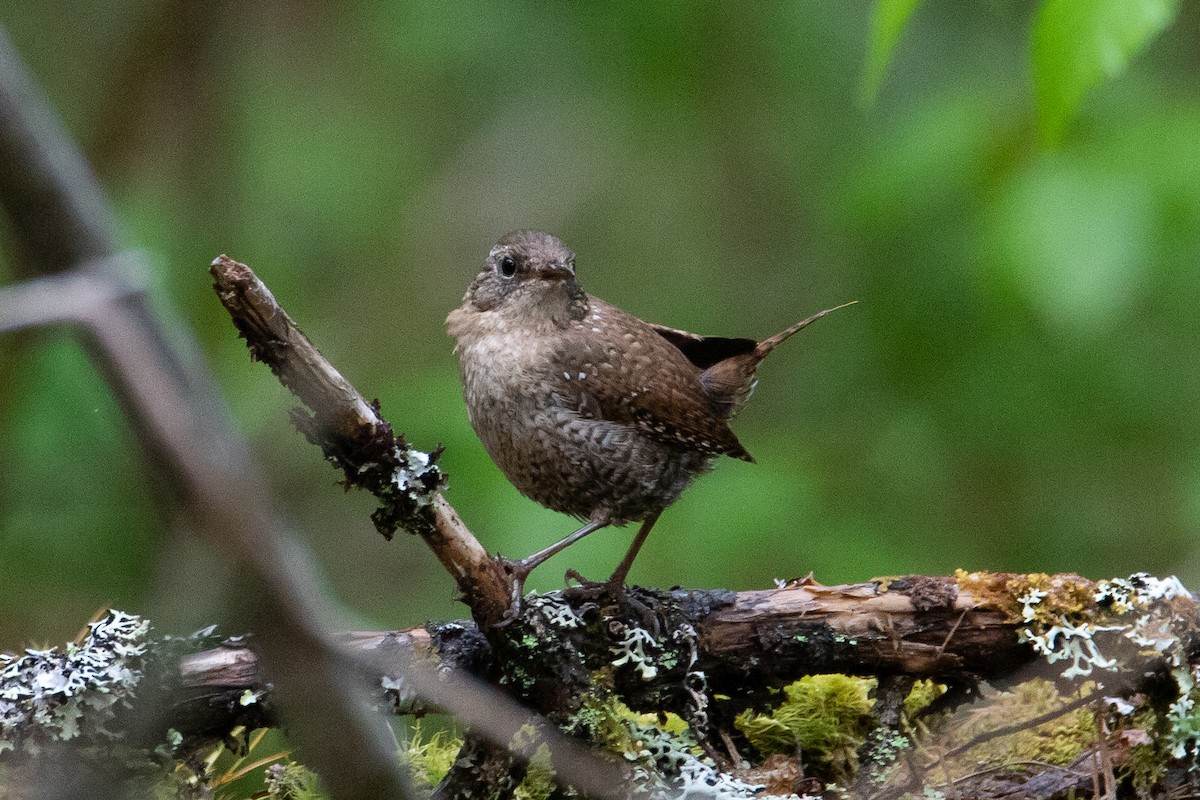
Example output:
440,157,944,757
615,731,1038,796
446,230,852,607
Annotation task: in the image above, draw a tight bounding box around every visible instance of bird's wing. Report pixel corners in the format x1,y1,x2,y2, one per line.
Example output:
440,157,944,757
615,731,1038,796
644,323,758,369
646,322,770,421
548,299,754,462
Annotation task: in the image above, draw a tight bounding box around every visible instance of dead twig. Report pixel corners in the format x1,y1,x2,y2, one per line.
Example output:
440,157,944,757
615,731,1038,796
925,687,1105,769
210,255,512,629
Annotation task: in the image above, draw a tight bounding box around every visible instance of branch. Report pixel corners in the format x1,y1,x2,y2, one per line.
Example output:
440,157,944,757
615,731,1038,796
41,573,1190,798
174,580,1032,715
210,254,512,629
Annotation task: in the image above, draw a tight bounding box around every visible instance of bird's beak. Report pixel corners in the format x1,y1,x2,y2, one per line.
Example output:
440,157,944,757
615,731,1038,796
535,261,575,281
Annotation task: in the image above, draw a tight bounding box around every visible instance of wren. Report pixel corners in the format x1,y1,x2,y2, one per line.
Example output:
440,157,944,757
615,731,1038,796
446,230,851,603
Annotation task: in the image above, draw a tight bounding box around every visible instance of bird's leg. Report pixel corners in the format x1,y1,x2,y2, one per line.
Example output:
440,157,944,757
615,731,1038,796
497,515,610,624
565,513,662,631
607,512,660,588
565,512,661,597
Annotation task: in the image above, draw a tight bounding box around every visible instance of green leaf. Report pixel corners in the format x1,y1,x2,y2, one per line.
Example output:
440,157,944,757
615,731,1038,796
1032,0,1179,144
860,0,924,105
989,155,1154,336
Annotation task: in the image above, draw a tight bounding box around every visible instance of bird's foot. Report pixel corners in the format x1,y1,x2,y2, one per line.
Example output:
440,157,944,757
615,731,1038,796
564,570,658,633
563,568,621,601
493,556,535,628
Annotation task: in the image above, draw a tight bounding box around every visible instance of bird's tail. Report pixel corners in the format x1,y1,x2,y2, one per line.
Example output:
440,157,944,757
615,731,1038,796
700,300,857,420
756,300,858,355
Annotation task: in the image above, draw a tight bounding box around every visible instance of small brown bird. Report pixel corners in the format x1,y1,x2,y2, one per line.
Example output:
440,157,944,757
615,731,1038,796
446,230,851,602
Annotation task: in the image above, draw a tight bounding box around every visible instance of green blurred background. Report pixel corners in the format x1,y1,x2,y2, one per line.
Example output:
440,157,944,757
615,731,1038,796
2,2,1199,650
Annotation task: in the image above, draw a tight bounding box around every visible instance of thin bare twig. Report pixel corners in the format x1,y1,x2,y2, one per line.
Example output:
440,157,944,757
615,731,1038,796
927,687,1105,767
948,760,1089,786
935,608,970,661
0,254,148,334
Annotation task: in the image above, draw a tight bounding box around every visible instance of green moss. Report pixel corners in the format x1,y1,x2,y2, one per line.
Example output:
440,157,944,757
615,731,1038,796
975,682,1093,766
400,722,462,789
903,679,946,722
656,711,691,737
514,744,556,800
1002,710,1094,764
735,712,796,754
735,675,875,781
917,679,1096,777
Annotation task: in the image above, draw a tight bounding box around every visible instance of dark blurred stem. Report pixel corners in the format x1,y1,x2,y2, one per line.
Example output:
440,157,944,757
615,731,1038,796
0,35,116,272
0,22,215,509
0,25,414,800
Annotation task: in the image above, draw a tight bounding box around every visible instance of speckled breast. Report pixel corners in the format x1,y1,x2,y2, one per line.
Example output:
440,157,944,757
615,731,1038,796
459,348,712,526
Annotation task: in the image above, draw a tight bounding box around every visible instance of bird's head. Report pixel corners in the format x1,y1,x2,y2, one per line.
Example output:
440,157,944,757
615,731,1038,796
461,230,586,322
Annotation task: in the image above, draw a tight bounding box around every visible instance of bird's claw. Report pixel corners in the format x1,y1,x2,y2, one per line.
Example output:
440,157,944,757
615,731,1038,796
564,570,661,633
563,568,622,601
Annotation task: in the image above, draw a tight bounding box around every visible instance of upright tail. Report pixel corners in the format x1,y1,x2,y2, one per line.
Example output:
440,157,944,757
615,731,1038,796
756,300,859,354
700,300,857,420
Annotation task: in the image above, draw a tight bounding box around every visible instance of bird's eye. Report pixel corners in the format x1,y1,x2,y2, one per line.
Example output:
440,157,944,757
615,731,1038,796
499,256,517,277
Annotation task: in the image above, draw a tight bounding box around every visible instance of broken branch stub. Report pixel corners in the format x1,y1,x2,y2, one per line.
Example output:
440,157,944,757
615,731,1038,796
209,255,511,626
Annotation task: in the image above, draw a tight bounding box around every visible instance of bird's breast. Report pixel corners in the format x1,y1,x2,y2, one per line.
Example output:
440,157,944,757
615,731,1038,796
446,303,713,521
449,308,555,405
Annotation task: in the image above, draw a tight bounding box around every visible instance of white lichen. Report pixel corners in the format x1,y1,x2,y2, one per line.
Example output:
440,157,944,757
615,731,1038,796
1164,664,1200,762
528,593,584,629
672,756,769,799
155,726,184,759
1023,618,1124,679
1104,695,1137,716
602,622,795,797
645,726,820,799
1022,573,1196,681
611,624,659,681
390,447,445,507
0,610,150,755
1015,572,1200,766
381,673,421,714
1091,575,1200,762
618,712,774,799
1094,573,1192,612
672,623,709,730
1018,587,1048,622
